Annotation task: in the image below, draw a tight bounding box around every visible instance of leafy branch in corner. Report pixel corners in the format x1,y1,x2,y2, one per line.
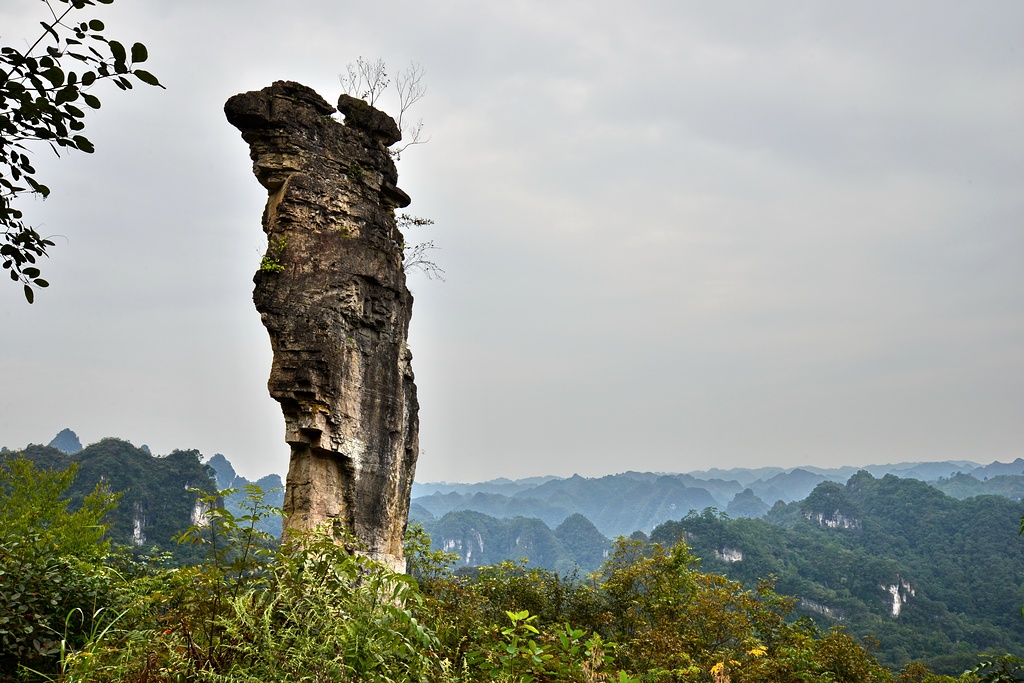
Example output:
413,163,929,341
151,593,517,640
1,0,163,302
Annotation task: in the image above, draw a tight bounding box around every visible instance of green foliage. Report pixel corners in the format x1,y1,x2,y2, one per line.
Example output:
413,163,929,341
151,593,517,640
169,528,435,682
652,474,1024,674
258,235,287,273
1,0,163,301
57,487,440,682
0,457,121,677
408,522,917,683
219,485,283,539
0,456,118,560
971,654,1024,683
205,454,285,539
8,440,220,564
3,463,998,682
470,560,605,630
468,610,553,683
598,536,807,680
405,521,458,584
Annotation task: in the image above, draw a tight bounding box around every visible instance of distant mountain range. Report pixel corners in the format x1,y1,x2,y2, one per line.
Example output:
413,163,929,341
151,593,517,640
414,466,1024,674
5,428,1023,572
410,458,1023,541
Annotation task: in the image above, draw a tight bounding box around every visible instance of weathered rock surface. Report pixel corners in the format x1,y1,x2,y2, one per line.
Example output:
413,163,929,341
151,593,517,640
224,81,418,572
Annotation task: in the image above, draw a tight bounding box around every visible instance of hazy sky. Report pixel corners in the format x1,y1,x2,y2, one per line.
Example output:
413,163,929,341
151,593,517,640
1,1,1022,483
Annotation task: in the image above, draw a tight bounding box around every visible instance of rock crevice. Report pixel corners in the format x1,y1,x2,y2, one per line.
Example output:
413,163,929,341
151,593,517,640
225,81,418,572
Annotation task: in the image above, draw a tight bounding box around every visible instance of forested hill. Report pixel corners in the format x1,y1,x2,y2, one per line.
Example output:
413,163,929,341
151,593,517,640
1,435,285,559
414,510,612,574
205,452,286,537
650,472,1024,674
6,439,217,559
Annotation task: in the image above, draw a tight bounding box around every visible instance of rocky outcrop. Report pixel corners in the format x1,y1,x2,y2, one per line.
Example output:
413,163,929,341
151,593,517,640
713,547,744,563
799,598,844,621
225,81,419,572
804,510,862,530
881,576,915,617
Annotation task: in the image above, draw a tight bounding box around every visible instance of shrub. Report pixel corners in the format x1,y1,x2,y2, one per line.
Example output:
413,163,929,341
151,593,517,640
0,457,120,679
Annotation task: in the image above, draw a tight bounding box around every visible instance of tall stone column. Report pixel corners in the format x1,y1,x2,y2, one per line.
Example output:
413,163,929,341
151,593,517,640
225,81,418,572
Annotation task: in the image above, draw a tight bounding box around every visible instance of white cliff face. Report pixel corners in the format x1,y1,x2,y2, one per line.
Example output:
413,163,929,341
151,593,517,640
442,529,485,565
805,510,862,530
800,598,844,620
132,501,146,546
714,547,744,563
880,576,915,617
191,498,210,527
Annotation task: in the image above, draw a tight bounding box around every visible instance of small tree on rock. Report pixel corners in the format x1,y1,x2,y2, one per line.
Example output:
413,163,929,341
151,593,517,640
339,58,442,281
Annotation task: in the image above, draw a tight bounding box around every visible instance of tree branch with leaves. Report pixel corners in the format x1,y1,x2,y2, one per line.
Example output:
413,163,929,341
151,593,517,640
397,213,444,281
1,0,163,302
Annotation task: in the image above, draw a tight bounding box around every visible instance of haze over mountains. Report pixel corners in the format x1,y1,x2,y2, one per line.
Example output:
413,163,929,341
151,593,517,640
6,428,1023,568
410,457,1023,538
409,460,1024,674
6,428,1022,543
15,427,1018,513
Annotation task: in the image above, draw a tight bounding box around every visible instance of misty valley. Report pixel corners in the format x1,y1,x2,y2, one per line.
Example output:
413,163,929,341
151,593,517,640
4,430,1024,677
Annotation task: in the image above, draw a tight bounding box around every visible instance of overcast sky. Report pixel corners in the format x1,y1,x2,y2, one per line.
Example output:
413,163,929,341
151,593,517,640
1,1,1022,483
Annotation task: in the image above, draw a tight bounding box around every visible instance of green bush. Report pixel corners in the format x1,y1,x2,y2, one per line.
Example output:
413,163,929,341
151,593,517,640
60,488,441,682
0,457,121,679
198,531,437,682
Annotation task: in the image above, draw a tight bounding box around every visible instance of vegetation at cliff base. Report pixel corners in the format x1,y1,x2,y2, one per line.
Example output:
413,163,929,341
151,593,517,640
1,457,1000,682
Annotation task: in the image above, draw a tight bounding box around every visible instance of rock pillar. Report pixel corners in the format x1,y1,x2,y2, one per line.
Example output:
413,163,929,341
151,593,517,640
224,81,418,572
